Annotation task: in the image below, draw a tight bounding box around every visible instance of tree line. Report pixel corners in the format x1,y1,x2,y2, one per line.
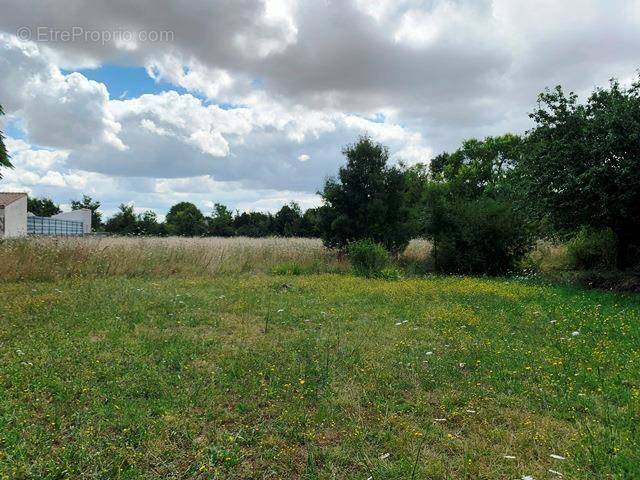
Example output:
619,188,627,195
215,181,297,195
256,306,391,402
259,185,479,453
27,195,323,238
4,76,640,273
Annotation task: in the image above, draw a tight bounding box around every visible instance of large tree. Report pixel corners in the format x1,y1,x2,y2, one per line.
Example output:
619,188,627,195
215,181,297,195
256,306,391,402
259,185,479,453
274,202,303,237
319,136,413,252
165,202,206,236
420,134,532,275
207,203,235,237
518,79,640,268
105,204,138,235
0,105,13,179
71,195,103,231
28,197,62,217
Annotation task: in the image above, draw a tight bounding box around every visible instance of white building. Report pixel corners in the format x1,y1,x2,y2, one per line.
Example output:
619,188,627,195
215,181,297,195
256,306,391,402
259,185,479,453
0,192,92,237
0,192,28,238
52,209,92,234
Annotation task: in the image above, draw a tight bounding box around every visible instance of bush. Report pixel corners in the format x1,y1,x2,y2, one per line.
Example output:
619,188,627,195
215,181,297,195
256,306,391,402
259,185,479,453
567,227,617,270
347,239,389,277
271,262,304,275
431,198,532,276
377,267,403,280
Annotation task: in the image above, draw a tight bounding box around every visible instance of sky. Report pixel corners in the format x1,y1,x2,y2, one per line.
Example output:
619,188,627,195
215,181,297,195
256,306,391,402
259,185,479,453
0,0,639,219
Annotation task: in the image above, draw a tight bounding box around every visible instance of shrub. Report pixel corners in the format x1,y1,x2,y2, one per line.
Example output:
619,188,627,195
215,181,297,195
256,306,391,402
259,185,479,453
567,227,617,270
431,198,532,276
347,239,389,277
271,262,304,275
377,267,403,280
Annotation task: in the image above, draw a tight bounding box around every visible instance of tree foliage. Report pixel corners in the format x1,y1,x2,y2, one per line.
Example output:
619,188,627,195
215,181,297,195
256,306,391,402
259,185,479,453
233,211,274,237
105,204,138,235
71,195,103,231
430,198,532,275
274,202,303,237
207,203,235,237
27,197,61,217
105,204,163,235
0,105,12,179
422,135,532,275
165,202,206,236
319,136,414,252
518,79,640,268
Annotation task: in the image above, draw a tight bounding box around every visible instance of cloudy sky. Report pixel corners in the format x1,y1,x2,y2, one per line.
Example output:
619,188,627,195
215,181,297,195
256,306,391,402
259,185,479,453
0,0,639,218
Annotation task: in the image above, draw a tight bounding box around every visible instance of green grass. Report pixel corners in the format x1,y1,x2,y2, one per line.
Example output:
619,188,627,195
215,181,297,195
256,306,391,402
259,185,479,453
1,274,638,479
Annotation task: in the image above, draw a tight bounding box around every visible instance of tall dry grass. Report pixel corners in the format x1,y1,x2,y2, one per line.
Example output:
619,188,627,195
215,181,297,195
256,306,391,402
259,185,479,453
1,236,434,282
0,236,343,282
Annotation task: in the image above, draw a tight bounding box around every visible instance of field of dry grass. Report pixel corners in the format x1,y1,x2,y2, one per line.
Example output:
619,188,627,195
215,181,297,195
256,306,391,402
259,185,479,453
0,236,433,282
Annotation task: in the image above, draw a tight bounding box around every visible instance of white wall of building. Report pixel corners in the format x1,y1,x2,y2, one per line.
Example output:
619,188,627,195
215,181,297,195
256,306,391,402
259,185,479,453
1,196,28,238
52,209,92,233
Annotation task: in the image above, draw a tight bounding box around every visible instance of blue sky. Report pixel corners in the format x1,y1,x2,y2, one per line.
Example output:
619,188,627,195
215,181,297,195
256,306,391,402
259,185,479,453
70,65,188,100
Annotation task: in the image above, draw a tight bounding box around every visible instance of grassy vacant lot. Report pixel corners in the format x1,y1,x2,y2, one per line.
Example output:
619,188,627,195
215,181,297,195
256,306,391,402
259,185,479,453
1,269,638,479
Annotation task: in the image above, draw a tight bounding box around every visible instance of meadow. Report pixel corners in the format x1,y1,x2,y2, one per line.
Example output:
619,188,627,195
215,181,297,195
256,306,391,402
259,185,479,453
0,238,638,479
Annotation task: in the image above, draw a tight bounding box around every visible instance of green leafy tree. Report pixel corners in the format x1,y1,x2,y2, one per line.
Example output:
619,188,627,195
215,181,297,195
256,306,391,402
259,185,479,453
207,203,236,237
299,207,322,237
518,78,640,268
423,135,532,275
0,105,13,179
429,134,523,200
274,202,303,237
27,197,61,217
319,136,414,252
136,210,162,235
233,211,274,237
165,202,206,236
71,195,103,231
105,204,138,235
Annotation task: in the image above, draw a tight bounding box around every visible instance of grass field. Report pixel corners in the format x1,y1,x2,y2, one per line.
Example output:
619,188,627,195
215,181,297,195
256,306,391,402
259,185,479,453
1,265,638,478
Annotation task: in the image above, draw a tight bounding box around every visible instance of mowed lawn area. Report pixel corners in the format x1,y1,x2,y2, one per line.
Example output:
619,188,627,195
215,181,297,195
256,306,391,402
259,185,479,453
0,275,638,479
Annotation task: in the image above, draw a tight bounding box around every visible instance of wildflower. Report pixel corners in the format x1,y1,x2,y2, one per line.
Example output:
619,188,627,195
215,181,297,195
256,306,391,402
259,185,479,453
571,331,579,337
299,379,305,385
